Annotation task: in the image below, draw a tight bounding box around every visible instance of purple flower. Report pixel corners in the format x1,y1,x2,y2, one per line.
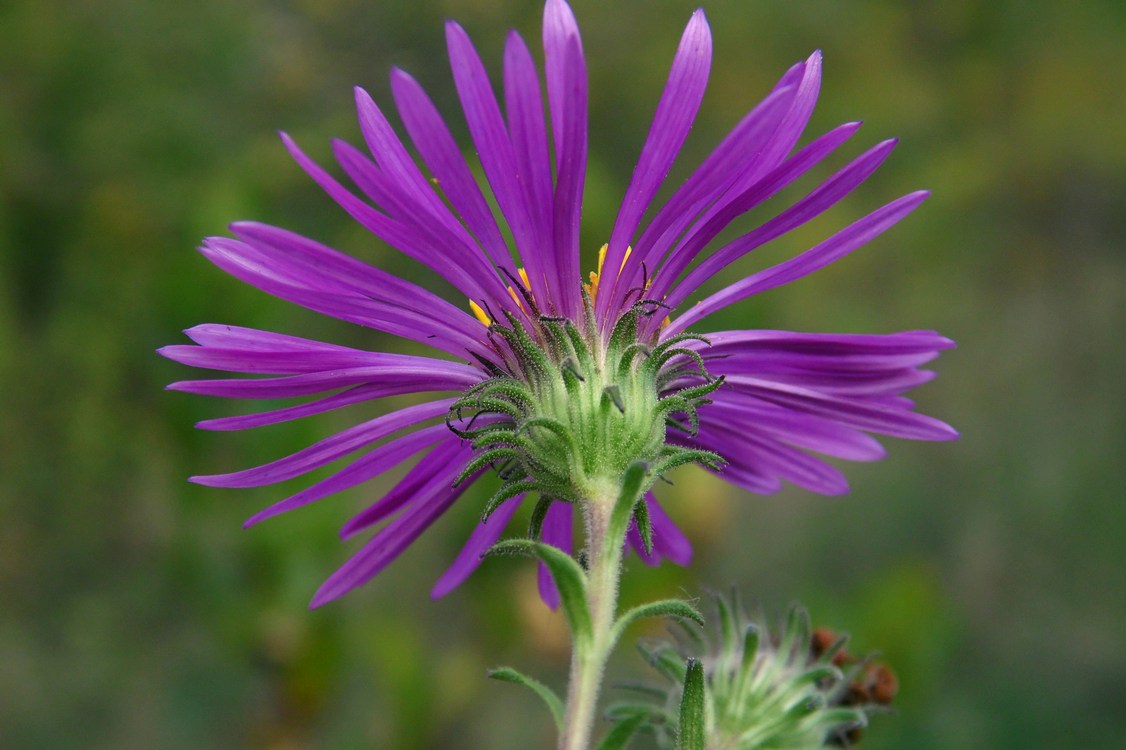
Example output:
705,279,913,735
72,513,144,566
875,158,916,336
161,0,955,609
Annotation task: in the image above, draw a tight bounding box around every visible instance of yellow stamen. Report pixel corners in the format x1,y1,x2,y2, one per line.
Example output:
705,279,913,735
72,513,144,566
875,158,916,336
471,247,667,328
471,267,533,326
469,299,492,326
585,243,633,302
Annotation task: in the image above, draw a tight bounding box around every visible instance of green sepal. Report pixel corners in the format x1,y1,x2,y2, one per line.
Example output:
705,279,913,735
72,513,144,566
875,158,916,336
715,593,740,656
793,665,842,690
481,480,538,522
594,713,648,750
613,682,670,701
616,342,651,379
638,642,689,684
610,599,704,649
528,495,554,540
677,658,707,750
605,702,673,726
779,603,811,661
487,539,592,644
454,447,521,486
672,374,726,402
518,417,577,450
653,448,725,479
487,666,564,732
608,461,650,548
607,304,642,353
657,396,699,436
471,428,519,449
650,346,709,379
465,395,525,420
649,332,711,358
603,384,626,414
632,492,653,555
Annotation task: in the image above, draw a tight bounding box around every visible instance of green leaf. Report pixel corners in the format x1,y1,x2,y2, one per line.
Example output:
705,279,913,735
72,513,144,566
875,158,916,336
610,599,704,649
488,666,564,732
487,539,592,643
594,713,648,750
677,658,707,750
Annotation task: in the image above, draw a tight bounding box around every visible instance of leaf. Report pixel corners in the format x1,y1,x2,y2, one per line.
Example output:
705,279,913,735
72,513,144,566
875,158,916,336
610,599,704,649
677,658,707,750
488,666,564,732
594,712,648,750
487,538,592,644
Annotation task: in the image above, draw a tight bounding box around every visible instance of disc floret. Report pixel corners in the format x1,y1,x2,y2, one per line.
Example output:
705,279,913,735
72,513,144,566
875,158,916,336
449,291,724,533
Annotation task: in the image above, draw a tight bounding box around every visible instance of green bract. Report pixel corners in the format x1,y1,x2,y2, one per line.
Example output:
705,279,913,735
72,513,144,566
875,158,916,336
612,597,889,750
449,290,724,536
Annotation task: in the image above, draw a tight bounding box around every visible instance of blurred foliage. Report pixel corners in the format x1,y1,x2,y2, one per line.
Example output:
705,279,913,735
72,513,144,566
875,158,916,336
2,0,1124,748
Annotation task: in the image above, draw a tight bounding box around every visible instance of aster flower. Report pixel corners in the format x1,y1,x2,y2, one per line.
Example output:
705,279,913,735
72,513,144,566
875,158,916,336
161,0,955,610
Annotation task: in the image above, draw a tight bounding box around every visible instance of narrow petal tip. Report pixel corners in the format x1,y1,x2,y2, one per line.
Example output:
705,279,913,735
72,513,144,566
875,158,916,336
308,587,335,610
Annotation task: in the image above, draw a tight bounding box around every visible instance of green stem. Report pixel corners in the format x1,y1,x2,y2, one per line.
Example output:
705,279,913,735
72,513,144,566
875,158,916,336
559,487,626,750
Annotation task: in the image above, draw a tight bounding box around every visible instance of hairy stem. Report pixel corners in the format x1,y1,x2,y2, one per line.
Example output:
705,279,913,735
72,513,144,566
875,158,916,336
559,486,627,750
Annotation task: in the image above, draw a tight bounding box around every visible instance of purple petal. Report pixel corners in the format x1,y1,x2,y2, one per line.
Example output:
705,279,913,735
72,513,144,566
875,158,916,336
446,21,552,310
339,437,474,539
505,31,557,294
543,0,587,318
720,375,959,441
279,132,494,302
675,432,783,495
190,399,452,488
638,122,863,328
389,69,517,277
220,223,481,335
352,87,465,232
310,447,475,608
666,191,930,335
659,138,899,312
348,90,515,308
243,423,451,527
620,86,805,307
694,329,956,355
196,382,448,432
183,324,355,352
431,494,525,598
166,362,482,400
755,50,822,174
159,344,426,376
685,422,850,496
700,398,885,462
598,9,712,319
538,500,573,610
196,237,480,355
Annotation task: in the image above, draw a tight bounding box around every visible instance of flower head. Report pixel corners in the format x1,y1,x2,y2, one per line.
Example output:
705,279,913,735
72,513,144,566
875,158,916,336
161,0,955,608
621,598,898,749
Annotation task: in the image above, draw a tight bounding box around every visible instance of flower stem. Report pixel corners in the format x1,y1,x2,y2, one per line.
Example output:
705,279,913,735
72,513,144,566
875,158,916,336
559,487,626,750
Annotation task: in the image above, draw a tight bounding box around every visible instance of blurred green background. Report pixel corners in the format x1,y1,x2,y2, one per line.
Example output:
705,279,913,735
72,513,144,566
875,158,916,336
2,0,1124,747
